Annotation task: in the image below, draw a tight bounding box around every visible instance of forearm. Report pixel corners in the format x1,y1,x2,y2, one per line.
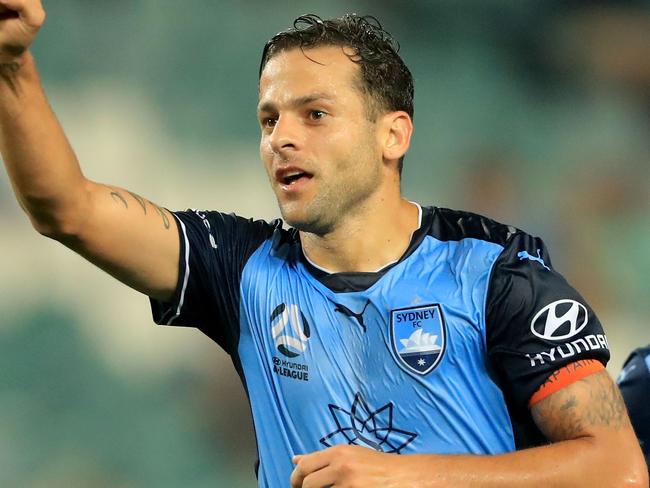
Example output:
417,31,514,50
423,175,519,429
0,51,88,234
400,436,645,487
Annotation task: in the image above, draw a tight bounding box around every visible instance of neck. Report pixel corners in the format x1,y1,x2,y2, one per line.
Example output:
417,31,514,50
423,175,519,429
300,194,420,274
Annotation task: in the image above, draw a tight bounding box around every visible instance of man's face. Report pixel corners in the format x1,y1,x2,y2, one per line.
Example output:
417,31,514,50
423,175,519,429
258,45,384,235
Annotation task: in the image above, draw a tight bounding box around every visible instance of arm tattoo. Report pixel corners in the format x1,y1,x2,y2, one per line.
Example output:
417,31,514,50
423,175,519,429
153,204,171,229
108,188,170,230
583,372,627,430
0,61,21,95
532,371,628,441
127,191,147,214
110,191,129,208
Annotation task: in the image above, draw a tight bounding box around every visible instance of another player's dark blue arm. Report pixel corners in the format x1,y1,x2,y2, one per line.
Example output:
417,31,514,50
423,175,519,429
290,370,648,488
618,345,650,468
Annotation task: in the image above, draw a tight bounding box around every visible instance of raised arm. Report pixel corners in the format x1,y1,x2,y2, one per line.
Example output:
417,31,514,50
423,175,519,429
0,0,179,301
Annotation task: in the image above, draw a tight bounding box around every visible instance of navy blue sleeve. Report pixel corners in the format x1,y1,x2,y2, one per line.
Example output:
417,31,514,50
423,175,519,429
485,232,610,415
150,209,280,355
617,345,650,464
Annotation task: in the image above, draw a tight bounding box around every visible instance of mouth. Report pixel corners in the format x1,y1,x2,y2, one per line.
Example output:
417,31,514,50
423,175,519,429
276,167,314,190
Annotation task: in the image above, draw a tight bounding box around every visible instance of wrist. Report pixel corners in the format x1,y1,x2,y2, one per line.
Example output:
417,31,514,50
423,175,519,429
396,453,443,487
0,49,32,71
379,452,430,488
0,50,36,94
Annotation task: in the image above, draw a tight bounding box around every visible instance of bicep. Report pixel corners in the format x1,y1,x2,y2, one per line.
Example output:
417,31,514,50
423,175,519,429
60,180,180,301
531,370,630,442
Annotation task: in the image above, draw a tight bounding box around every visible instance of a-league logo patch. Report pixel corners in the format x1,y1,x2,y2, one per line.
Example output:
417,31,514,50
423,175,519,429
271,303,311,358
390,304,446,375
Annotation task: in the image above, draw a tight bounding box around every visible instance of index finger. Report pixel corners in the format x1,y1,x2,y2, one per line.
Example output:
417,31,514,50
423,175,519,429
290,450,331,488
0,0,44,26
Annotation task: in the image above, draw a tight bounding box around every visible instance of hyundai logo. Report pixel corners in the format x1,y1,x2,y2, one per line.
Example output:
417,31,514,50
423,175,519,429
530,299,588,341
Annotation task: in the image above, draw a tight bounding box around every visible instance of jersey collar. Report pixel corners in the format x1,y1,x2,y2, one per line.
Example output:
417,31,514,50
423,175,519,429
299,204,432,293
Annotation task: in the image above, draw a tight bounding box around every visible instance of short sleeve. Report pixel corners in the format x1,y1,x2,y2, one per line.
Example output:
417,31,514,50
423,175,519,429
149,209,279,354
485,232,610,416
617,346,650,462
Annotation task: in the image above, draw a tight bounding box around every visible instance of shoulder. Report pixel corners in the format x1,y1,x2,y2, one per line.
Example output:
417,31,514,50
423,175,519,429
416,206,558,274
423,206,520,246
170,209,302,271
415,205,550,275
173,209,295,245
178,209,283,233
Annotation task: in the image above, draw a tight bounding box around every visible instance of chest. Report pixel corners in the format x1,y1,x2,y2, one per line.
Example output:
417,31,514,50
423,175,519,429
239,260,490,398
235,248,514,456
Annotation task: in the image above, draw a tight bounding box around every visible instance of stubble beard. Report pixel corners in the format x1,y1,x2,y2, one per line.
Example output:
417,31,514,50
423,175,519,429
278,158,383,236
277,188,336,235
274,125,383,236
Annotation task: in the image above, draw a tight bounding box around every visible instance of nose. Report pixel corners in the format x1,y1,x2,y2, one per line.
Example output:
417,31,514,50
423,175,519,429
268,114,300,155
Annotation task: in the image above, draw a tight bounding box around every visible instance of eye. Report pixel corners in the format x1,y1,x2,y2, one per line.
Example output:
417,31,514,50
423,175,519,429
308,110,326,121
261,117,277,129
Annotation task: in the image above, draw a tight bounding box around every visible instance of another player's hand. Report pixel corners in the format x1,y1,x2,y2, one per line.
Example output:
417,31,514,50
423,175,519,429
290,445,404,488
0,0,45,63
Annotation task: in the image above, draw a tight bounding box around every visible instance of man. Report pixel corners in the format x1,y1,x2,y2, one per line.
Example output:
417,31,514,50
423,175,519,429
618,345,650,471
0,2,647,487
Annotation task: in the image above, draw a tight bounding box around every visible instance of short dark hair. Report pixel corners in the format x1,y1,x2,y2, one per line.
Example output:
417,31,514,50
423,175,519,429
259,14,414,175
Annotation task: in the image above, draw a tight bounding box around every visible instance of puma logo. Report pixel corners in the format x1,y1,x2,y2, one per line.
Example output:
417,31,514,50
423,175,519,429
334,300,371,332
517,249,550,271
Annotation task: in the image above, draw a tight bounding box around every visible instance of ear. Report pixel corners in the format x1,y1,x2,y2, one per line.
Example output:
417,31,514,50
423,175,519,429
380,111,413,163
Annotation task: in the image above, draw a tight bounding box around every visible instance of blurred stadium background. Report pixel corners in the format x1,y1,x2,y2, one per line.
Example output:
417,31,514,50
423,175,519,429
0,0,648,486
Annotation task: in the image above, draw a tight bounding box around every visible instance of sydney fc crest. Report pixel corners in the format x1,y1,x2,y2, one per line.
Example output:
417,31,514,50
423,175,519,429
390,304,446,375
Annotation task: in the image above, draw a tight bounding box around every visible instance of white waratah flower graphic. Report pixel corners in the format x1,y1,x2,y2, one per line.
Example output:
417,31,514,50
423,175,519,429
319,393,417,453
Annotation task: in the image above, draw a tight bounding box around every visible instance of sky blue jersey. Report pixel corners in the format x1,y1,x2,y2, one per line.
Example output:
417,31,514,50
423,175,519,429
151,204,609,487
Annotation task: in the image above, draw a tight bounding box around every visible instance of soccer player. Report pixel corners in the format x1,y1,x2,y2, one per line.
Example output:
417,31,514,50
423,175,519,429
618,345,650,472
0,2,647,487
